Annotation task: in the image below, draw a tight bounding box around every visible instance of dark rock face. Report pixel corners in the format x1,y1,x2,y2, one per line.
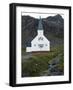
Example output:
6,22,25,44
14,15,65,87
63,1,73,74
22,14,64,48
43,14,64,37
22,16,38,48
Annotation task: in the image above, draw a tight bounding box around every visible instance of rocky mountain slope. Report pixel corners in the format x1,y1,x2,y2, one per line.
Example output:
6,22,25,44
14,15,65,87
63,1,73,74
22,14,64,48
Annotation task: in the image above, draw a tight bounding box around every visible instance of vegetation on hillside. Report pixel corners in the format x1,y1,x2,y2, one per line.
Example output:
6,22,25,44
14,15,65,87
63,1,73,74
21,14,64,77
22,45,64,77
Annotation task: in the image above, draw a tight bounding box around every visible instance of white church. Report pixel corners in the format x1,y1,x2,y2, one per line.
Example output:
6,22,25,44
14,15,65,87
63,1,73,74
26,16,50,52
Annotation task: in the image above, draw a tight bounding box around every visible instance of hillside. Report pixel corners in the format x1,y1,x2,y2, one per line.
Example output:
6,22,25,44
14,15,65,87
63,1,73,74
21,14,64,48
21,14,64,77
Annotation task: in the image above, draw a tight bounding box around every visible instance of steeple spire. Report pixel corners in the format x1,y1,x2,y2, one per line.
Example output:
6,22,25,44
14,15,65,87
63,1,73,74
37,16,44,35
38,16,43,30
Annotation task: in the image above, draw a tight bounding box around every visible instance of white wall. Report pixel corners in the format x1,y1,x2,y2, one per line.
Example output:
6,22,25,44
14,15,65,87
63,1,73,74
31,34,50,51
0,0,73,90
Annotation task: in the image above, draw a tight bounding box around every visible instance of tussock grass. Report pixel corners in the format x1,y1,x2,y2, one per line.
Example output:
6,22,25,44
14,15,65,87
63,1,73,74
22,45,64,76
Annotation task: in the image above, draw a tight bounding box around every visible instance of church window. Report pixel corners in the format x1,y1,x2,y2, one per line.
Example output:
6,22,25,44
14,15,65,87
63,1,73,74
45,44,47,46
38,37,43,41
34,44,36,46
38,44,44,48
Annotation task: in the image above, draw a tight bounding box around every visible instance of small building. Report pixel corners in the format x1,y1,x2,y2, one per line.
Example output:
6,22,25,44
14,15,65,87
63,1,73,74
26,17,50,52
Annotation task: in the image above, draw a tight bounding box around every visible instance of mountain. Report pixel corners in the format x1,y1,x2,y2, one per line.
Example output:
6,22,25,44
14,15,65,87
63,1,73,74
22,14,64,48
43,14,64,36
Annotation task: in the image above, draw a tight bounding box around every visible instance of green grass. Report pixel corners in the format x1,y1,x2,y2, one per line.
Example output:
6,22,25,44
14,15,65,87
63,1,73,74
22,48,26,55
22,45,64,76
56,53,64,70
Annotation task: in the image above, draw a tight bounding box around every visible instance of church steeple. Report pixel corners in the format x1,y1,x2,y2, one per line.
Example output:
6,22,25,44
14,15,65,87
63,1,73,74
38,16,43,30
37,16,44,35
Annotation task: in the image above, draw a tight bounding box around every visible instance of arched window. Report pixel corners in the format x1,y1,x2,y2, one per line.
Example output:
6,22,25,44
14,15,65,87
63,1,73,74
34,44,36,46
38,37,43,41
